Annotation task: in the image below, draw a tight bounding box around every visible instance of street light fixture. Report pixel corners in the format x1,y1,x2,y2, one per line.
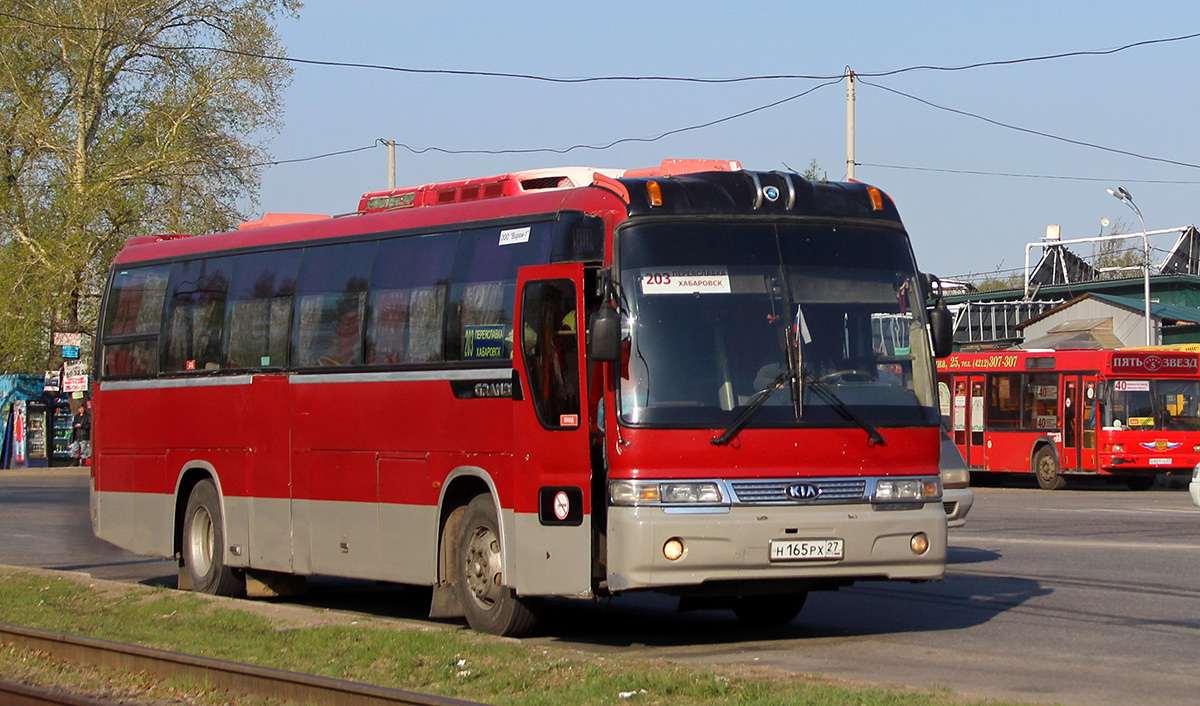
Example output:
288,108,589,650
1107,186,1154,346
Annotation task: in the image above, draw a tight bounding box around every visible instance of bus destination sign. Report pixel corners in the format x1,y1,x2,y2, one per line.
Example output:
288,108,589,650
1109,352,1199,376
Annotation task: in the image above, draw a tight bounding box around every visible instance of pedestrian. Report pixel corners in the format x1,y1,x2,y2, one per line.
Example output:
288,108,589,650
72,400,91,465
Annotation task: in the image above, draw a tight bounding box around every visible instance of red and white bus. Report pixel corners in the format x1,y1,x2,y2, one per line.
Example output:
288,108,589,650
937,348,1200,490
91,160,955,635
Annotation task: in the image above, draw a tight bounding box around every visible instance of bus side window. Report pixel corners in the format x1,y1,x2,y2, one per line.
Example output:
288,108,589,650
367,234,455,365
292,241,375,367
445,224,550,362
226,249,300,369
163,257,234,372
100,265,170,378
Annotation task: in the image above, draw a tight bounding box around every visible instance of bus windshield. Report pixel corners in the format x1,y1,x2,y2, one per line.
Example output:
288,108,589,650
1102,379,1200,431
616,221,939,428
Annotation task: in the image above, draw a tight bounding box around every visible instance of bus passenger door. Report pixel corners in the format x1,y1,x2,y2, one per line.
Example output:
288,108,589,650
951,377,969,463
510,264,593,596
967,376,986,468
1080,377,1098,470
1060,376,1081,470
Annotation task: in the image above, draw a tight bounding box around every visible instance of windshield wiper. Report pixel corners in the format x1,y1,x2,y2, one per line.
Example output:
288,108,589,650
802,368,886,447
710,369,793,446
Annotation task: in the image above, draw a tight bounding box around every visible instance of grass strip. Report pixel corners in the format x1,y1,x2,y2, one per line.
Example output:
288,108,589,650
0,569,1036,706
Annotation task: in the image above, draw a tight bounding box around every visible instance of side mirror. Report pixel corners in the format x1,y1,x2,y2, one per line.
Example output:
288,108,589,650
588,307,621,362
929,300,954,358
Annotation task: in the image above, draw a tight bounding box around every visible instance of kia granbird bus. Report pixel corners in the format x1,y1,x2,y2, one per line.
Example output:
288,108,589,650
938,348,1200,490
91,160,955,636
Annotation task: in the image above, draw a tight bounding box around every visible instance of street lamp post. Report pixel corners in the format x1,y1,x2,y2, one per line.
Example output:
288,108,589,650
1107,186,1153,346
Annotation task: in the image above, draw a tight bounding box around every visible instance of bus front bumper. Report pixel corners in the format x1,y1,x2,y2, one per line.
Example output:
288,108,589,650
605,502,946,593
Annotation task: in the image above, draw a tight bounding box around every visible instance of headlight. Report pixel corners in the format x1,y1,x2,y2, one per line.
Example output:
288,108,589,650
941,466,970,489
1192,463,1200,482
873,477,942,503
609,480,725,506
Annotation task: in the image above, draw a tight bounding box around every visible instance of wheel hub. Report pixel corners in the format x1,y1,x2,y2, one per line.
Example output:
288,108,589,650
463,526,503,608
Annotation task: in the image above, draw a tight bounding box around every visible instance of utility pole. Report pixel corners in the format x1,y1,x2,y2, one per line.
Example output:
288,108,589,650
386,140,396,189
845,68,856,181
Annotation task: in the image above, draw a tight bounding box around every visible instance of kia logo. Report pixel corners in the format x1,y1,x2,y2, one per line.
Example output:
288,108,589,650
786,483,821,500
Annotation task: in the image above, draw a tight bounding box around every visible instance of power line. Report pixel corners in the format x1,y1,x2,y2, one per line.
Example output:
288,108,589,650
3,10,1197,84
858,78,1200,171
385,80,842,156
859,163,1200,185
5,6,1200,181
166,31,1200,84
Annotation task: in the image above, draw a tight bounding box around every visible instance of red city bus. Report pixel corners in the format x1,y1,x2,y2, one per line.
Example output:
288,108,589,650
91,160,954,636
937,348,1200,490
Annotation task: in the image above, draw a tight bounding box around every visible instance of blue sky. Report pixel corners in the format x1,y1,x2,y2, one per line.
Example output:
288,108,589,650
255,1,1200,281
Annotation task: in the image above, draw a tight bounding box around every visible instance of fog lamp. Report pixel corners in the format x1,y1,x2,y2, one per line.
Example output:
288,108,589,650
663,538,686,561
910,533,930,555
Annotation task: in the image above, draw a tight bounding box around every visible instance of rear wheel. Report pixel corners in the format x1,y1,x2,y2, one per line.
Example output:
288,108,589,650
454,494,539,637
182,479,245,596
1033,446,1066,490
729,592,808,627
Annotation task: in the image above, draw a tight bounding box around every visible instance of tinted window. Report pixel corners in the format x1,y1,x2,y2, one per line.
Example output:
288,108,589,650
102,265,170,338
521,279,580,428
445,224,551,362
226,249,300,368
101,264,168,378
366,233,455,364
163,257,234,372
293,241,375,367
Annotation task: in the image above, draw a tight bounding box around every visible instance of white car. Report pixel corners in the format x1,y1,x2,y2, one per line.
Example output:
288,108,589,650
1190,464,1200,507
941,429,974,528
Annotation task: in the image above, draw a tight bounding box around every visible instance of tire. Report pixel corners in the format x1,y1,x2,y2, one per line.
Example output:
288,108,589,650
1033,446,1066,490
729,592,808,627
454,494,539,637
1125,475,1156,491
182,479,245,596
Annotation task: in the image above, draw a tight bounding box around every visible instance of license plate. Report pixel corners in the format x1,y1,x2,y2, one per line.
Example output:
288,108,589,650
1149,458,1172,465
769,538,844,562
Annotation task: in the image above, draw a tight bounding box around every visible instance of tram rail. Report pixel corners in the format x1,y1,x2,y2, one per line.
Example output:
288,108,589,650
0,623,488,706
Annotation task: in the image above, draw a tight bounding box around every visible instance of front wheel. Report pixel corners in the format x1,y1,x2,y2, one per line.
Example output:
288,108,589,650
1033,446,1066,490
454,494,540,637
729,592,808,627
181,479,245,596
1124,475,1156,491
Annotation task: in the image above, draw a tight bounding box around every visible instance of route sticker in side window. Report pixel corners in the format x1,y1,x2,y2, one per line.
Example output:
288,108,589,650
639,266,731,295
463,324,507,359
499,226,531,246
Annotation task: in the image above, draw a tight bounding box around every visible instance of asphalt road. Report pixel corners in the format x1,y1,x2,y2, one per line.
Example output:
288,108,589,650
2,469,1198,706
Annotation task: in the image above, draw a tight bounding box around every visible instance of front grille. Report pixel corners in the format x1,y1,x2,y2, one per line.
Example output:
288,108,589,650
943,500,959,517
729,478,868,505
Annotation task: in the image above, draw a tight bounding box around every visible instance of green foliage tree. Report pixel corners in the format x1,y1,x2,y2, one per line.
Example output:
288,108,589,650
0,0,300,373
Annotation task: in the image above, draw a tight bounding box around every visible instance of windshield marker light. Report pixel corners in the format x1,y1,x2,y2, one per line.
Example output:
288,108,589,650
867,186,885,211
646,180,663,207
